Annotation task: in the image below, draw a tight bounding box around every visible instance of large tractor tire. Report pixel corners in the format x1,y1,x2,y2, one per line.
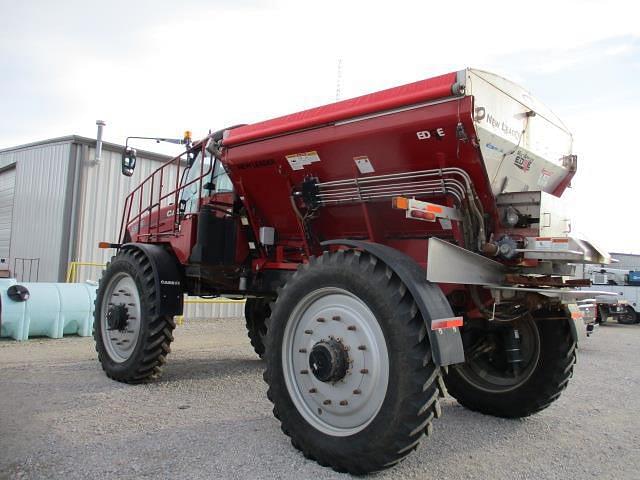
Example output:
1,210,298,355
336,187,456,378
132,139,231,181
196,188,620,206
617,306,638,325
264,250,444,474
245,297,270,358
444,314,576,418
94,249,176,383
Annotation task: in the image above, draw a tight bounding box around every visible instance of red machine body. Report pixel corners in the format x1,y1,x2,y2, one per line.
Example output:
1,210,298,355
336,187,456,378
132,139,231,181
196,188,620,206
222,78,488,269
120,68,578,303
101,70,611,474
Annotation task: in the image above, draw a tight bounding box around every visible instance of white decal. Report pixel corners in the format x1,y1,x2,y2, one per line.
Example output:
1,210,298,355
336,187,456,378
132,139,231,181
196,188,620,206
416,128,445,140
354,156,375,174
537,168,553,187
286,151,321,171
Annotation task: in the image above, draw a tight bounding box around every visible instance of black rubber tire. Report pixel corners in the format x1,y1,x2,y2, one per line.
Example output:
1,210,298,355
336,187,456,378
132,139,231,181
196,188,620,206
444,317,576,418
617,306,638,325
597,305,608,325
264,250,444,475
245,298,270,359
94,248,175,383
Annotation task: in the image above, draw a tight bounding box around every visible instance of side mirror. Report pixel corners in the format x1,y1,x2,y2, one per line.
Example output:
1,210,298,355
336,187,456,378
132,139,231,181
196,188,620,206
122,147,137,176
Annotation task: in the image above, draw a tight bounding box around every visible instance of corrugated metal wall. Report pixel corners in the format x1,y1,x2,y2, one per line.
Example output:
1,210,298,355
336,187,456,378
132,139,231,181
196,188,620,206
73,145,177,282
3,141,72,281
609,253,640,271
0,167,16,260
0,136,245,319
182,300,245,319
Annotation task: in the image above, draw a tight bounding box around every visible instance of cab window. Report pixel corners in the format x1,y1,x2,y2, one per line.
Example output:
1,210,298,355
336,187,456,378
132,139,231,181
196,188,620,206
180,151,233,213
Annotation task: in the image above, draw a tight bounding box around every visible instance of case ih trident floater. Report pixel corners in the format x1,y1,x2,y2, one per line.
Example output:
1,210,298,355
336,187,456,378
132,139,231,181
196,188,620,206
95,68,613,473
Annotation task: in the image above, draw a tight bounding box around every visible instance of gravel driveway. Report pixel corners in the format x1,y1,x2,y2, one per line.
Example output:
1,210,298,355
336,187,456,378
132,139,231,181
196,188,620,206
1,319,638,480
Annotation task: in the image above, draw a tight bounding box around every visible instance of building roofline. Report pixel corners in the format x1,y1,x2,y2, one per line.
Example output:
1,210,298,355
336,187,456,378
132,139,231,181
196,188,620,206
0,135,173,162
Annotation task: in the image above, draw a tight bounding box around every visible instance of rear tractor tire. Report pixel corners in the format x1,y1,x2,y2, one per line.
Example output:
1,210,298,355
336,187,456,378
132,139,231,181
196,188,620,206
245,297,270,358
94,248,176,383
444,313,576,418
264,250,445,474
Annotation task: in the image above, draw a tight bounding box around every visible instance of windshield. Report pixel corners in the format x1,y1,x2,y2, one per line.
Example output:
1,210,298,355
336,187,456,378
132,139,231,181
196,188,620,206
180,150,233,213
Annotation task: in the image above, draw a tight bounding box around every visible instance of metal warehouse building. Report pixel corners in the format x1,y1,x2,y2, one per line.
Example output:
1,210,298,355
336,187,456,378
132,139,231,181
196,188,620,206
609,253,640,271
0,135,243,318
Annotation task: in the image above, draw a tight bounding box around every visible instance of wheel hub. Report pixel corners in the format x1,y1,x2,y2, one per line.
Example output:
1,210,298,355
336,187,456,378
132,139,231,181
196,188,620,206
282,288,389,436
107,304,129,331
309,339,348,383
100,272,142,363
457,318,540,393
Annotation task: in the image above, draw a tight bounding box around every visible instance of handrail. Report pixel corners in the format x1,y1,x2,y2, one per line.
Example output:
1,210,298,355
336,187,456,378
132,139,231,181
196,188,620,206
119,143,214,243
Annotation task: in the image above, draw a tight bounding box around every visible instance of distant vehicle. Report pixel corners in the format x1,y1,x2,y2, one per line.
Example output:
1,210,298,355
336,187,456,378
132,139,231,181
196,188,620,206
585,266,639,325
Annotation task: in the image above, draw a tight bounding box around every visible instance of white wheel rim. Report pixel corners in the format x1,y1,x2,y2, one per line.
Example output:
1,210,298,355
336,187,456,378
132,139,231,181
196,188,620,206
282,287,389,436
100,272,142,363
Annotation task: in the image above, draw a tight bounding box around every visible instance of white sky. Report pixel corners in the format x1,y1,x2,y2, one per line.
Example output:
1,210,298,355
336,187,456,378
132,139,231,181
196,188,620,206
1,0,639,252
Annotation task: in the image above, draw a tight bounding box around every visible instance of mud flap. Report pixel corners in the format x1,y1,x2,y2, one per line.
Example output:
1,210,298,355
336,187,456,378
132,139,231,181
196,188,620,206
322,240,465,366
566,304,587,345
120,243,184,317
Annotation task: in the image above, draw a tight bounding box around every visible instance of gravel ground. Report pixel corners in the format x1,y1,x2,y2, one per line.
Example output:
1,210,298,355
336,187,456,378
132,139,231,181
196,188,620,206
0,319,638,480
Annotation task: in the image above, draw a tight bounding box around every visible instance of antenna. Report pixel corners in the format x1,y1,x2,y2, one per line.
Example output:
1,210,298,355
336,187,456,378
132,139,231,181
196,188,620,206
335,58,343,101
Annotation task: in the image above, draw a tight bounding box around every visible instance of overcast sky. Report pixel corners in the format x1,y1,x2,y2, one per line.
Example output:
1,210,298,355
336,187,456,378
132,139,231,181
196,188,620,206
1,0,639,252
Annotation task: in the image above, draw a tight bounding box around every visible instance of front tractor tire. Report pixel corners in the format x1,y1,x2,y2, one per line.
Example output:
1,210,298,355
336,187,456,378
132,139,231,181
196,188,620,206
444,314,576,418
264,250,444,475
94,249,176,383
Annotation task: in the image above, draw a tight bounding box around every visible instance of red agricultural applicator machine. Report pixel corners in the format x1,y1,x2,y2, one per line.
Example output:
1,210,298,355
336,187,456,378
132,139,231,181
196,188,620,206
95,68,613,473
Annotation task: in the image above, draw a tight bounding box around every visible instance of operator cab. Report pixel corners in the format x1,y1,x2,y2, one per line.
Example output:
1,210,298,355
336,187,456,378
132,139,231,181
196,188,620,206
180,149,234,214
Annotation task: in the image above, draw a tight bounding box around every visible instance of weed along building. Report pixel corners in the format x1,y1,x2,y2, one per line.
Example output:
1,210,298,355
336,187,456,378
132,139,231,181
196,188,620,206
0,135,243,319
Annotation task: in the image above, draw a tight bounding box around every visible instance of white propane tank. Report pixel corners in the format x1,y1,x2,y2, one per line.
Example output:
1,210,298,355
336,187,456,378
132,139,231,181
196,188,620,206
0,279,97,341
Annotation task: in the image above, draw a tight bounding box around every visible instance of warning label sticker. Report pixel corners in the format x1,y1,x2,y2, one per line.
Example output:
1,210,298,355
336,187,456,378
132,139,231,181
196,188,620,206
286,151,321,171
535,237,570,251
354,156,375,174
551,238,570,250
535,237,552,250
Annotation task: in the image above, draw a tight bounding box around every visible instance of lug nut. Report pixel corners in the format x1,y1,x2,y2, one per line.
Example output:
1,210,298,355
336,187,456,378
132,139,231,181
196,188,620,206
300,369,309,374
339,400,348,406
332,315,341,321
360,368,369,374
323,399,332,405
316,317,325,323
358,345,366,350
304,329,313,334
353,389,362,395
347,325,356,331
309,388,317,393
